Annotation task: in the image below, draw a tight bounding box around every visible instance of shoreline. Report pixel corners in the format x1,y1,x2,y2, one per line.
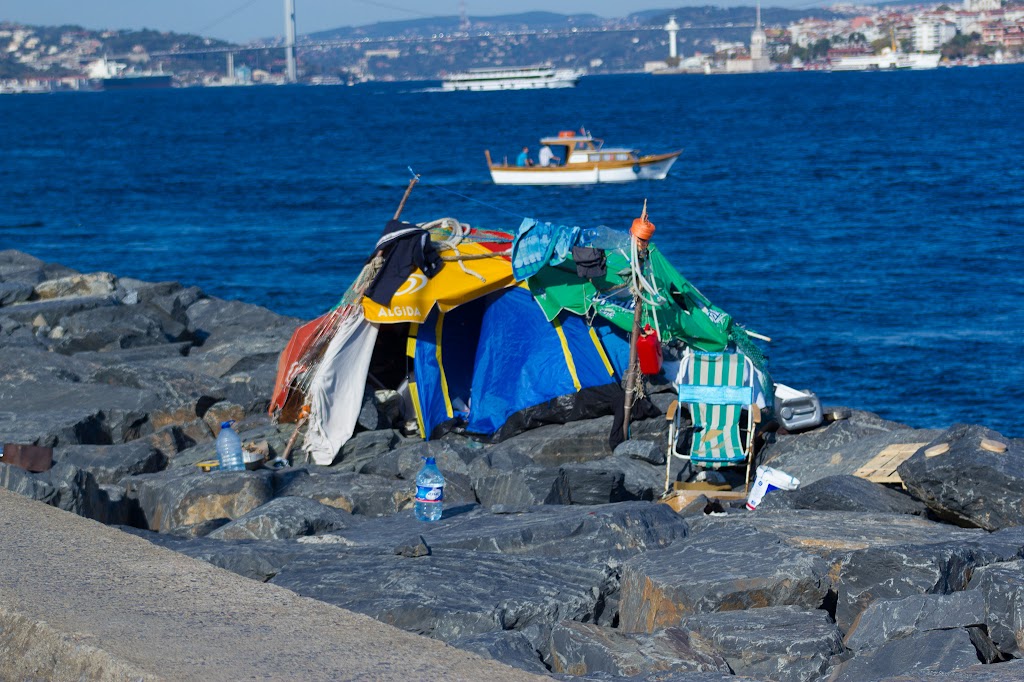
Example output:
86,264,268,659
2,248,1023,680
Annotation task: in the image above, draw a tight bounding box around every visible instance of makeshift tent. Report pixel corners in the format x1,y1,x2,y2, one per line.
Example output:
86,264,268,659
271,214,771,465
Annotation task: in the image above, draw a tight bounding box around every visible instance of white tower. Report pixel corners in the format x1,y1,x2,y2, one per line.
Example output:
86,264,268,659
284,0,297,83
750,0,770,71
665,15,680,60
750,1,766,60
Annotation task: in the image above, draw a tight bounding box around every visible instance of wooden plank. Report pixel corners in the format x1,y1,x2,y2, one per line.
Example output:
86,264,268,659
853,443,926,484
660,490,747,513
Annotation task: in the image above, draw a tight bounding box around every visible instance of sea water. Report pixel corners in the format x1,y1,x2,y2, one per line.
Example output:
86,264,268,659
1,67,1021,436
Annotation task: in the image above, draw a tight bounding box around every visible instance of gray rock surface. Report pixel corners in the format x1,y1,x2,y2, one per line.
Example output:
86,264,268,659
967,559,1024,657
756,474,927,515
827,628,982,681
270,546,617,641
898,423,1022,530
843,591,988,651
618,524,831,633
680,606,845,682
759,410,942,486
549,620,729,677
207,495,360,540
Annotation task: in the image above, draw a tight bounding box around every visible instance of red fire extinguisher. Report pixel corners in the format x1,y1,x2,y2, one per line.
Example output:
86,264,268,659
637,324,662,375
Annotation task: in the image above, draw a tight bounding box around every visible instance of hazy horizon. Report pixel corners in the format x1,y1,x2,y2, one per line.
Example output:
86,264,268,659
2,0,791,43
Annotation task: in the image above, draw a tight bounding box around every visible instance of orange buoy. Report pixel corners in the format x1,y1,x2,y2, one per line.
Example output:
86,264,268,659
631,216,655,241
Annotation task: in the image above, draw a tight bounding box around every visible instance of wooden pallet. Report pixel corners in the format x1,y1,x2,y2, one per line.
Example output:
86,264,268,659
852,443,927,485
660,490,748,513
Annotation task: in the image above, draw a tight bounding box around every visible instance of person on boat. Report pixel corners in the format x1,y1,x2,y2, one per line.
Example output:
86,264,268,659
538,145,559,167
516,147,534,167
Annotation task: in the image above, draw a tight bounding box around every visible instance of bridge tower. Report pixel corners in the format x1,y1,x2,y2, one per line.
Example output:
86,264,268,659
284,0,297,82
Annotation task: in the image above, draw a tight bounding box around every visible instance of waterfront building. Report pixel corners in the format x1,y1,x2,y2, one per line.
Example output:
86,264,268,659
964,0,1001,11
913,18,958,51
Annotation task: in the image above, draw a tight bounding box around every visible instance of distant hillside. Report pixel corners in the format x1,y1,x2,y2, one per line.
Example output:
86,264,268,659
0,22,238,78
307,6,849,43
2,5,860,83
306,11,607,42
629,6,848,25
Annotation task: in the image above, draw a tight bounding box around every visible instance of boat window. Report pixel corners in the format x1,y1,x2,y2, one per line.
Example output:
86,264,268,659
588,154,601,162
615,153,629,161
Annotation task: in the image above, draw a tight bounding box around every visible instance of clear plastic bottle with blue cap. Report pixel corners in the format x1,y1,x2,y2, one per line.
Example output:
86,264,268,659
216,420,246,471
414,456,444,522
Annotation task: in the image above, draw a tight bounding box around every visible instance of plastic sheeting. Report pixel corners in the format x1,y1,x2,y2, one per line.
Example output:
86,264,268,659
411,286,618,440
303,312,379,465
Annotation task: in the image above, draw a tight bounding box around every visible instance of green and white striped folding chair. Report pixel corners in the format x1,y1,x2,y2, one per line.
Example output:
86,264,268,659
664,349,758,493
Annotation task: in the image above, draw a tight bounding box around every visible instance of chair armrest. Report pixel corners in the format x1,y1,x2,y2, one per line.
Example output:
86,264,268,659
666,400,679,421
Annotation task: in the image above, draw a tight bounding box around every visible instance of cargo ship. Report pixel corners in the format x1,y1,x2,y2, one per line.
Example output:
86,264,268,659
86,58,173,91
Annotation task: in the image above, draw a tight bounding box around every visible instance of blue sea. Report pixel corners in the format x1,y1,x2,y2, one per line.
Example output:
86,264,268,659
2,67,1022,436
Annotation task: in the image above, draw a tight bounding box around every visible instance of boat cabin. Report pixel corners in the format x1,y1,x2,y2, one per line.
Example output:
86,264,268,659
538,131,640,166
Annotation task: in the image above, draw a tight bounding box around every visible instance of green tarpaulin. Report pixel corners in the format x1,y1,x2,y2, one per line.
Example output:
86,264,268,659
526,245,733,352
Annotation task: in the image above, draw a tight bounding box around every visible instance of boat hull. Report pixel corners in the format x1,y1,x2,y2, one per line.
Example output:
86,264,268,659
489,152,680,186
442,79,577,91
830,52,939,71
99,75,173,90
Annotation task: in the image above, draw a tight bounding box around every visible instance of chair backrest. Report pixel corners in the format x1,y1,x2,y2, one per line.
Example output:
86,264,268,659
676,350,754,465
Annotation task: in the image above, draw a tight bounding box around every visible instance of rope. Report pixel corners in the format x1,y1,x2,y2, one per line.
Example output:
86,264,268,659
440,249,511,261
409,166,526,221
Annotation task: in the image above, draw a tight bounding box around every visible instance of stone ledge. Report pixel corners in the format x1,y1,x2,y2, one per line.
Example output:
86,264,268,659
0,488,543,682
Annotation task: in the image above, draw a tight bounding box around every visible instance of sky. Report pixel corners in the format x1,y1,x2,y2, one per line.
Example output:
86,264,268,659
1,0,685,44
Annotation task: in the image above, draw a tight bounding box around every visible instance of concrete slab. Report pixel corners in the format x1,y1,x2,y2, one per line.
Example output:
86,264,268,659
0,488,545,681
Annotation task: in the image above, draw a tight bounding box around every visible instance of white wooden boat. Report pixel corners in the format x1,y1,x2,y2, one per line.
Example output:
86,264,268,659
486,131,681,185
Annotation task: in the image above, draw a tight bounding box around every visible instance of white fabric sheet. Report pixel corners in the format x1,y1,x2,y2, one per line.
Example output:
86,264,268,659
302,311,380,465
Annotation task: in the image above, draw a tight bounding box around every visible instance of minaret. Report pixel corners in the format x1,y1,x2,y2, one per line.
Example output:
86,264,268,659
665,15,680,61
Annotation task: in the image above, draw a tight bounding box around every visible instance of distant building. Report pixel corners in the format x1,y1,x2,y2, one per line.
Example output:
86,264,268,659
234,65,252,85
964,0,1000,11
913,18,958,50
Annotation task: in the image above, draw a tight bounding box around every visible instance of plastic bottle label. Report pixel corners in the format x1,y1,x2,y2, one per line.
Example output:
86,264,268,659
415,485,444,503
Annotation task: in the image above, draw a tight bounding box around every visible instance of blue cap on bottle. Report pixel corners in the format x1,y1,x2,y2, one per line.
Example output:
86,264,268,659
220,420,235,429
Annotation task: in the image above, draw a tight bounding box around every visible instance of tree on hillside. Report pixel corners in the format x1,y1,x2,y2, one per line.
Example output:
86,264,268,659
809,38,831,59
941,31,996,58
870,37,892,53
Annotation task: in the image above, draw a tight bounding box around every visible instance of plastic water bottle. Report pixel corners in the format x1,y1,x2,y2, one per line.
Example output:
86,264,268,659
414,456,445,522
216,421,245,472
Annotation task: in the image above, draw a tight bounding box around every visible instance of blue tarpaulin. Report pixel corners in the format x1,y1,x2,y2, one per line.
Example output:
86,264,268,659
412,286,618,439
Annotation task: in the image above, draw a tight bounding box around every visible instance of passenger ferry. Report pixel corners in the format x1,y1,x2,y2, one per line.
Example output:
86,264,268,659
441,65,583,91
829,49,940,71
485,130,682,185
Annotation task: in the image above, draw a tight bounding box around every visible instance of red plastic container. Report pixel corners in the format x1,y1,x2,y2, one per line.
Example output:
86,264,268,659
637,324,663,375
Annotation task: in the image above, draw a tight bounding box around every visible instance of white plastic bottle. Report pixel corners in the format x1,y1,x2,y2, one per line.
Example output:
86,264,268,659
414,456,445,522
216,421,245,472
